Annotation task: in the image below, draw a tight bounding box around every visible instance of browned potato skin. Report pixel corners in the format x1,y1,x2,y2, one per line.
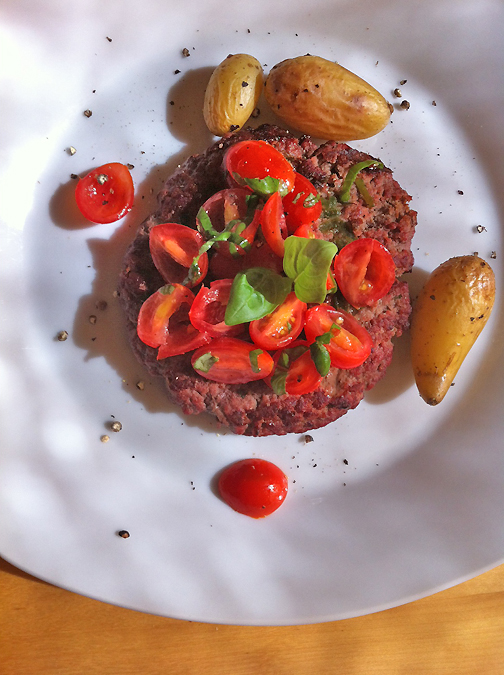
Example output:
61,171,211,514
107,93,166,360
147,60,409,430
264,55,391,141
203,54,263,136
411,255,495,405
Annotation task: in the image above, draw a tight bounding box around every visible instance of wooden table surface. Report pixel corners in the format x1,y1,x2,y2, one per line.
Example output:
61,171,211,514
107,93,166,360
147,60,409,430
1,557,503,674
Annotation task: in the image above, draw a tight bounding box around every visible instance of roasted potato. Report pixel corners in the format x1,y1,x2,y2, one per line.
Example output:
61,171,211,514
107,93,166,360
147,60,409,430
410,255,495,405
264,55,391,140
203,54,263,136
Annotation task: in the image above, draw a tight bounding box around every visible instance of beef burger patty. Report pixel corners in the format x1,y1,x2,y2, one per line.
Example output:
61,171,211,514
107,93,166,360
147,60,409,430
118,124,416,436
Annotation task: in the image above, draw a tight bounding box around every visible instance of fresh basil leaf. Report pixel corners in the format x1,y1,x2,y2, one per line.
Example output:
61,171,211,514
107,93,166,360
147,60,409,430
339,160,383,203
224,267,292,326
193,352,218,373
283,236,338,304
249,348,263,374
310,341,331,377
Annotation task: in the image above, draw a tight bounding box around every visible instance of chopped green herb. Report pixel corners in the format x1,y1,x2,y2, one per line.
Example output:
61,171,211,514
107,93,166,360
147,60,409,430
196,207,215,235
187,209,251,285
249,348,263,373
303,192,321,208
270,368,288,395
193,352,218,373
354,178,374,207
339,160,383,203
236,174,282,197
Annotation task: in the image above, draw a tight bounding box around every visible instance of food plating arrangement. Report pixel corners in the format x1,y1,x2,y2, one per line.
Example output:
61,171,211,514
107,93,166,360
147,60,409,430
72,53,495,518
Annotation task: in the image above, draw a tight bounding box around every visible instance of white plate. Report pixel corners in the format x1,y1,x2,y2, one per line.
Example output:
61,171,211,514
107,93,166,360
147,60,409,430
0,0,503,626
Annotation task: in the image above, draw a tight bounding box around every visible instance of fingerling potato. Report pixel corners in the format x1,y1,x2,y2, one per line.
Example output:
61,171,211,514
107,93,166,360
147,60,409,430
410,255,495,405
203,54,263,136
264,55,391,140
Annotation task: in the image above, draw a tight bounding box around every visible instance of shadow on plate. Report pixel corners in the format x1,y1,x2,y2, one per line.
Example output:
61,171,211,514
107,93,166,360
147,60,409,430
365,266,430,405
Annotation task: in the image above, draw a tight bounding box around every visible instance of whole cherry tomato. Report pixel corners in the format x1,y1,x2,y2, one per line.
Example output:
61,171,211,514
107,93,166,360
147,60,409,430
304,305,373,369
149,223,208,287
333,238,395,308
249,292,306,350
261,191,288,257
224,140,295,196
267,340,322,396
189,279,245,338
282,172,322,232
191,337,273,384
75,162,134,224
137,283,211,358
218,458,288,518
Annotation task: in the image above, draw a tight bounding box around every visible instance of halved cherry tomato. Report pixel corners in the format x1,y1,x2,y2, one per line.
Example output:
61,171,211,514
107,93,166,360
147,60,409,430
224,140,295,196
191,337,273,384
249,292,306,350
75,162,134,224
149,223,208,287
304,305,373,369
267,340,321,395
261,191,288,257
282,173,322,233
201,188,250,231
333,238,395,308
293,223,316,239
189,279,244,337
137,283,211,358
218,458,288,518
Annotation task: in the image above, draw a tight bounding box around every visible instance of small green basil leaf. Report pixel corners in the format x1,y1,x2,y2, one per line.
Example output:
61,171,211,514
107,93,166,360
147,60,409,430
249,348,263,374
310,341,331,377
315,329,333,345
270,368,288,395
339,160,383,203
224,267,292,326
283,236,338,304
193,353,218,373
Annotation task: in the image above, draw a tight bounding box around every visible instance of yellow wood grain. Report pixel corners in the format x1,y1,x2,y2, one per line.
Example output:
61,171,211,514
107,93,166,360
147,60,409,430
1,558,503,675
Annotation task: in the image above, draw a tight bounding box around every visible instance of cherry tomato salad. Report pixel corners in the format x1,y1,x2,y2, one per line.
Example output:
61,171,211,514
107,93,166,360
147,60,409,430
136,139,396,396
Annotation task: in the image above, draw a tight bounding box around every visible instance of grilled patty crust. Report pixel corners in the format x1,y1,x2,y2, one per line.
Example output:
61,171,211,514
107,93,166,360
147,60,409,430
118,124,416,436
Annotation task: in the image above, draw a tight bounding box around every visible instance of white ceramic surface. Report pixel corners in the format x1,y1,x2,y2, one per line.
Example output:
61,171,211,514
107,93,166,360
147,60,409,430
0,0,503,625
